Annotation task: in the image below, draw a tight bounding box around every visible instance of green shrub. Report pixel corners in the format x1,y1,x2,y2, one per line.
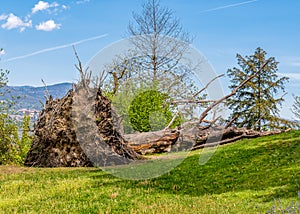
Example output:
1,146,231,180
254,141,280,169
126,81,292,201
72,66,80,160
129,89,181,132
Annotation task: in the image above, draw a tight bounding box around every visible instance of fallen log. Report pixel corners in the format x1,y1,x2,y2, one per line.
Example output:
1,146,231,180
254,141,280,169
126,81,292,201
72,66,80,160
125,130,180,155
125,126,285,155
191,126,283,150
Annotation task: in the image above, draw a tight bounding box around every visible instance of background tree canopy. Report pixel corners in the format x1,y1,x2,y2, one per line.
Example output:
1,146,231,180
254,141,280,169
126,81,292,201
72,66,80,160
0,61,32,165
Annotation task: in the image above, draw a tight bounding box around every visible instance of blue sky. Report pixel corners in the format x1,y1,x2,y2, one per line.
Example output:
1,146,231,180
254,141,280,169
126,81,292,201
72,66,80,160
0,0,299,119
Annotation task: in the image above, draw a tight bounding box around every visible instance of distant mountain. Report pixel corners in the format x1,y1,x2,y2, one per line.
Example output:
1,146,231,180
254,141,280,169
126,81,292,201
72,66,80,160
0,82,73,110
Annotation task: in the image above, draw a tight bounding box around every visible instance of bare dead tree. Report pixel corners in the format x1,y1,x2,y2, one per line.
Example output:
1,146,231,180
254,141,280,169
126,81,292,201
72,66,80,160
165,74,224,130
96,1,204,134
72,45,108,91
72,46,91,91
128,0,191,82
41,79,50,100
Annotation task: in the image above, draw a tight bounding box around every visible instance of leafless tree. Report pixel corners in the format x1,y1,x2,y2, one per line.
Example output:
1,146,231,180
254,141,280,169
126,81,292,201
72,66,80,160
128,0,191,82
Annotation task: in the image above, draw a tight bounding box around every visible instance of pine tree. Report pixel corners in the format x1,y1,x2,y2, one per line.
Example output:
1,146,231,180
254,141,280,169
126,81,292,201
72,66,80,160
227,47,289,131
292,95,300,119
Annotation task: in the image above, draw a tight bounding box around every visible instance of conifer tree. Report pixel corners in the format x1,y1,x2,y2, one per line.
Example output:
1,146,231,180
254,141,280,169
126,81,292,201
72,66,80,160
227,47,289,131
292,95,300,119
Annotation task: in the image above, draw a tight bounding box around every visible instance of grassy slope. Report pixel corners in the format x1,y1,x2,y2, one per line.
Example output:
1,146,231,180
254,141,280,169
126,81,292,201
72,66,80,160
0,131,299,213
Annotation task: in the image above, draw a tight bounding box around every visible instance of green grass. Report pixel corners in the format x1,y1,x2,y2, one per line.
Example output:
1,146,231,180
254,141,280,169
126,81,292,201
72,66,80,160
1,131,300,213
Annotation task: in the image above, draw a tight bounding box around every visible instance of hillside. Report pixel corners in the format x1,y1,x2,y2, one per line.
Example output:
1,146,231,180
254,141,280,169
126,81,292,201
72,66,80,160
0,82,73,110
0,131,299,213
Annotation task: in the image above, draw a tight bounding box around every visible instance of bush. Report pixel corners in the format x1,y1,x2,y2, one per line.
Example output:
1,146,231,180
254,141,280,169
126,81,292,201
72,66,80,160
129,89,181,132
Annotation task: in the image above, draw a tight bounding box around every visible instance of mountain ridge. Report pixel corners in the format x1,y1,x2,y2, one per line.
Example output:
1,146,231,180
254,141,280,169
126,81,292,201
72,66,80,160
1,82,73,110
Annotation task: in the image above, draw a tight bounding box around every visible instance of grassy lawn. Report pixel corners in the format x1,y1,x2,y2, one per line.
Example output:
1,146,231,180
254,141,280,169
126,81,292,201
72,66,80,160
0,131,300,213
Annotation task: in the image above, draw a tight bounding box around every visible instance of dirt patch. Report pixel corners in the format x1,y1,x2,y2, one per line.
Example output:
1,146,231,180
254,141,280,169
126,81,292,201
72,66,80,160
0,166,37,175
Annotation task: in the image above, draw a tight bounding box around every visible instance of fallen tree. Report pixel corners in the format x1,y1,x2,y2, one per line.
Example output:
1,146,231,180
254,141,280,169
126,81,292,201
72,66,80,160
122,126,285,155
191,126,284,150
24,49,292,166
123,59,289,155
126,129,180,155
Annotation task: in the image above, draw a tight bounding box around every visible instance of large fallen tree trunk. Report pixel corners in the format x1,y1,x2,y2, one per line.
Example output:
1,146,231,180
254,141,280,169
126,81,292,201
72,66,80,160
125,129,180,155
191,126,283,150
124,126,285,155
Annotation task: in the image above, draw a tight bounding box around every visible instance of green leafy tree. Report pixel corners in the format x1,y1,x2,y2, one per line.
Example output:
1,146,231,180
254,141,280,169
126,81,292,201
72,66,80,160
0,115,32,165
227,47,289,131
129,89,181,132
0,68,18,164
0,59,32,164
0,113,20,164
292,95,300,119
19,115,32,161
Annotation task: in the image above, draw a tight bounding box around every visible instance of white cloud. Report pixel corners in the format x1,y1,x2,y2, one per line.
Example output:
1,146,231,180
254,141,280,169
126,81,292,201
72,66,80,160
76,0,90,4
35,20,61,31
52,2,59,7
278,73,300,81
1,13,32,32
0,14,8,21
62,5,68,10
32,1,59,14
32,1,50,13
0,49,5,56
0,2,66,32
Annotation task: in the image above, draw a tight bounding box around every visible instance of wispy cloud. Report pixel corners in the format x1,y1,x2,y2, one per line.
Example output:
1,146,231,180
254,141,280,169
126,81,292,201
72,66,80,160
279,73,300,81
3,34,108,62
0,14,8,21
290,62,300,67
199,0,259,13
76,0,91,4
280,56,300,68
35,20,61,31
62,5,69,10
0,49,5,56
